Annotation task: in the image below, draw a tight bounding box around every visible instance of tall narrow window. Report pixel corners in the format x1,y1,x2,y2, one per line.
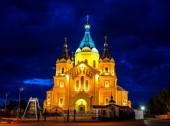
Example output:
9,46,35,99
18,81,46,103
76,80,79,90
93,60,96,68
105,67,108,72
81,76,84,91
85,80,88,91
81,76,84,85
104,81,110,88
62,68,64,73
59,81,64,88
59,98,63,107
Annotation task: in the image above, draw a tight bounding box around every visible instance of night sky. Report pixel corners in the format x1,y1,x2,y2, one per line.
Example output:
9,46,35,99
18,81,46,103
0,0,170,107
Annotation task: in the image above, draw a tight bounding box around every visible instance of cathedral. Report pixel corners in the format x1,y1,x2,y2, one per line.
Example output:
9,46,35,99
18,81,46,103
43,19,131,113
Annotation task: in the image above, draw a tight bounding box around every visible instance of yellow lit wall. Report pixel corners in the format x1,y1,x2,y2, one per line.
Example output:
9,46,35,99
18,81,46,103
75,51,99,69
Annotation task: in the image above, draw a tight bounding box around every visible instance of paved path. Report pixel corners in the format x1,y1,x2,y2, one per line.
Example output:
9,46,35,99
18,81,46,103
1,119,170,126
144,119,170,126
1,120,145,126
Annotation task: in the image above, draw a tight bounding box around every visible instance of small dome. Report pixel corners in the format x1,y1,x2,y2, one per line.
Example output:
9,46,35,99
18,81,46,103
92,48,99,53
84,24,91,29
75,48,81,53
82,47,91,52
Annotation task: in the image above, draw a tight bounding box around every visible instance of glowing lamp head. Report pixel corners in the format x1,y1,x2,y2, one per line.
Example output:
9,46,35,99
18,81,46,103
141,106,145,110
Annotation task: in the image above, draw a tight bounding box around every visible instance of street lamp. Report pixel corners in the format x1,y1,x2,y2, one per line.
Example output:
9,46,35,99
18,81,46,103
18,87,24,117
5,93,8,110
140,105,145,111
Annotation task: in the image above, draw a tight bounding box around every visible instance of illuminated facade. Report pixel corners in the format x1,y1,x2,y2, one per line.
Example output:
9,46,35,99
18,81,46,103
43,21,131,113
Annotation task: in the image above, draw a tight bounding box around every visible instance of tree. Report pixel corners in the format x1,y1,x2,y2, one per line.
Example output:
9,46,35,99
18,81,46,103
6,100,18,111
149,88,170,115
6,99,27,111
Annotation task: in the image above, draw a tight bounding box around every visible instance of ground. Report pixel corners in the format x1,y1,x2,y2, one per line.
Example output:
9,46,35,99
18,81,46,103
1,119,170,126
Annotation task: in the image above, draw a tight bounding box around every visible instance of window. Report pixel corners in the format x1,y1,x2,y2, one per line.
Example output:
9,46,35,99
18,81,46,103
81,76,84,85
85,80,88,91
62,68,64,73
59,98,63,107
59,81,64,88
105,67,108,72
93,60,96,68
122,99,126,106
104,81,110,88
47,97,51,106
76,80,79,90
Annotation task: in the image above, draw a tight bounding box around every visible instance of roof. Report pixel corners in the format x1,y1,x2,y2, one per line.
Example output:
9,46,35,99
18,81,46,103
59,39,70,60
117,86,127,91
92,104,130,109
65,61,100,75
79,23,95,49
100,37,112,59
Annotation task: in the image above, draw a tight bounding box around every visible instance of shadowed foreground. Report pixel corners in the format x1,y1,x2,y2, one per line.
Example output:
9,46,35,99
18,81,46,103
1,120,145,126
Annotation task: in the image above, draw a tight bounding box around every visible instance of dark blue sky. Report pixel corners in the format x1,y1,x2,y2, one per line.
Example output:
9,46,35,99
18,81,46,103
0,0,170,107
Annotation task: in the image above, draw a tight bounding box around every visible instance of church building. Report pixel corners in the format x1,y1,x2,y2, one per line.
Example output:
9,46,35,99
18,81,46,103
43,19,131,113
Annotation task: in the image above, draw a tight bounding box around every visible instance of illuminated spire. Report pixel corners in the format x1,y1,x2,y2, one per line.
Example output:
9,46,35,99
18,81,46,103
59,37,70,60
79,15,95,49
101,36,111,59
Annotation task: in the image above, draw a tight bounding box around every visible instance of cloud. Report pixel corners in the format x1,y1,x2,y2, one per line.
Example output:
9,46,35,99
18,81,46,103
23,78,53,86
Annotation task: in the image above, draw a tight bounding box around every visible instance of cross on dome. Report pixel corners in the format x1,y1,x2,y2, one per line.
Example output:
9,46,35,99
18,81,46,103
64,37,67,43
86,14,90,24
104,36,108,43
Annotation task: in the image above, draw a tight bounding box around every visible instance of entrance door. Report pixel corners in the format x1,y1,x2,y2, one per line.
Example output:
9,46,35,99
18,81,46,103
78,105,85,113
75,99,87,113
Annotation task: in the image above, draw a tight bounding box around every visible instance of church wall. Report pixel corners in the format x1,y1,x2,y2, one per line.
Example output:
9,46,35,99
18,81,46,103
75,52,99,68
99,62,115,75
116,90,128,106
55,61,72,75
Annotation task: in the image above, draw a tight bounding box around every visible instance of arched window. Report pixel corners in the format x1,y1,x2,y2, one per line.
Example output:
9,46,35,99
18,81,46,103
104,81,110,88
59,81,64,88
62,68,64,74
59,98,63,107
105,67,108,72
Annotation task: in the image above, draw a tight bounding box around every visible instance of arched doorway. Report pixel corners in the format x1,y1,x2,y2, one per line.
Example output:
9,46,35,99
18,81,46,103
75,99,87,113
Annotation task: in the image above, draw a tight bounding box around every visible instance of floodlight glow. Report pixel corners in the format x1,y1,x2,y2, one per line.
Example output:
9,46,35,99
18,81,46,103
141,106,145,110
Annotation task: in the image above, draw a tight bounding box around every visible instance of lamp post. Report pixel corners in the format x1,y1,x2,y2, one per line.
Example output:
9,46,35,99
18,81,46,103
18,87,24,117
5,93,8,110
